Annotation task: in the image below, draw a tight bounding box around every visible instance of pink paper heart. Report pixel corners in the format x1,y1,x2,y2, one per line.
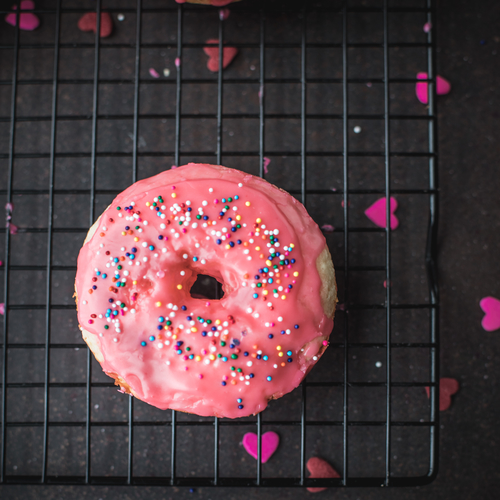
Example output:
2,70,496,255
306,457,340,492
219,8,230,20
480,297,500,332
364,197,399,230
149,68,160,78
263,157,271,174
242,431,279,463
5,0,40,31
416,72,451,104
425,378,459,411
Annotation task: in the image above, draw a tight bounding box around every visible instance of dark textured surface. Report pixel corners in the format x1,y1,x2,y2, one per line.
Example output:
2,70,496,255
0,0,500,498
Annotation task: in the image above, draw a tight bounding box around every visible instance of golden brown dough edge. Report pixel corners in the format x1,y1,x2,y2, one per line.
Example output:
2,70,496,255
76,194,338,412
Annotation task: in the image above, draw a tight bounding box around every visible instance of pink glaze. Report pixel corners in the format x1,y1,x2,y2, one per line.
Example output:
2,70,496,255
76,164,333,418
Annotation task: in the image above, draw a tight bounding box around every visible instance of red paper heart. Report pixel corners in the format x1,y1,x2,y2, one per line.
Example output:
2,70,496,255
77,12,113,38
204,38,238,72
306,457,340,493
364,197,399,230
242,431,279,463
480,297,500,332
425,378,459,411
5,0,40,31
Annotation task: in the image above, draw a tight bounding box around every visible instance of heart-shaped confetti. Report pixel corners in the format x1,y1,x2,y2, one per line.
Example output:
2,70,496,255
263,157,271,174
242,431,279,463
77,12,113,38
306,457,340,492
480,297,500,332
204,39,238,72
176,0,238,4
219,8,230,20
0,303,4,315
416,72,451,104
364,197,399,230
425,378,459,411
5,0,40,31
149,68,160,78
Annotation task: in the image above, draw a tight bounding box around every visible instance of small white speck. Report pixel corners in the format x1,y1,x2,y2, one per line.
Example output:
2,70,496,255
163,68,170,77
83,300,87,305
117,13,125,21
354,126,362,133
183,253,188,259
278,316,283,322
238,183,243,187
375,361,382,368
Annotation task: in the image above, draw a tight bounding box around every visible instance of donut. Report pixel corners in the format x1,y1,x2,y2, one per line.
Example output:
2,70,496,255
75,164,337,418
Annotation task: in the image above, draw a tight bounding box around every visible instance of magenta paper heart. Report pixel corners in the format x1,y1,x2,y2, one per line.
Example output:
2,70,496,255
416,72,451,104
364,197,399,230
480,297,500,332
242,431,279,463
5,0,40,31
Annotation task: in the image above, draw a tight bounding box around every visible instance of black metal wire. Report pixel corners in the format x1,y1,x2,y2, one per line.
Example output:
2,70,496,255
341,0,350,487
382,0,392,486
41,0,61,484
0,0,439,488
0,0,21,486
425,0,440,482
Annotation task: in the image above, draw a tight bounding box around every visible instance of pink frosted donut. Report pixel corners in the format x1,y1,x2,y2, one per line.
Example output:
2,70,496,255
75,164,337,418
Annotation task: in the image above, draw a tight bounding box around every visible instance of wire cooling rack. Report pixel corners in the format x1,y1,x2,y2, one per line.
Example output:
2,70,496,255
0,0,439,488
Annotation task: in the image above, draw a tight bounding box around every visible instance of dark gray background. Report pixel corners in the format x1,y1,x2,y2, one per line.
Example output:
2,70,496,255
1,0,500,498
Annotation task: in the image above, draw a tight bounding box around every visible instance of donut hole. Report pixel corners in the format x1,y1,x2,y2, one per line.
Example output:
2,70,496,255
190,274,224,300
